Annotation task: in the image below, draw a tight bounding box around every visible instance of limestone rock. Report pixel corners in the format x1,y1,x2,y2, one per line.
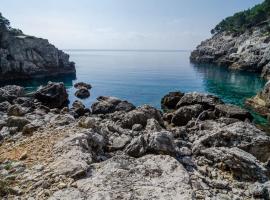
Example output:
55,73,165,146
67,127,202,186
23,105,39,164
161,91,184,111
75,87,90,99
0,85,24,103
91,96,135,114
75,155,192,200
0,14,75,81
34,82,68,108
121,105,163,129
74,82,92,90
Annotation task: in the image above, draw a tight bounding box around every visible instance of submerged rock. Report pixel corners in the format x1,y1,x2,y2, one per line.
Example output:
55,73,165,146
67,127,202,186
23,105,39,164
74,82,92,90
74,87,90,99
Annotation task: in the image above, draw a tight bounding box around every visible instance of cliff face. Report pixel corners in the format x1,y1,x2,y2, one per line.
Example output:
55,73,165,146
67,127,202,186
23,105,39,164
0,15,75,81
190,28,270,79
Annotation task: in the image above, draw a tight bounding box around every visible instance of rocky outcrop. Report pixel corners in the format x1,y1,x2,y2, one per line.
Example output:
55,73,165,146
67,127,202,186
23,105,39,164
246,81,270,120
34,82,68,108
1,85,270,199
91,96,135,114
0,13,75,81
190,29,270,79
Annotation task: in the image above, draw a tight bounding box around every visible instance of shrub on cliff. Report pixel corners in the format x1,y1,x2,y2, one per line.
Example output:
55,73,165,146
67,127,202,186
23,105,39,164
0,13,10,27
211,0,270,34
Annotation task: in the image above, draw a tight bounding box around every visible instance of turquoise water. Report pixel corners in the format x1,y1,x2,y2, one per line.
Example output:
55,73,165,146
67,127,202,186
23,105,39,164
0,50,267,121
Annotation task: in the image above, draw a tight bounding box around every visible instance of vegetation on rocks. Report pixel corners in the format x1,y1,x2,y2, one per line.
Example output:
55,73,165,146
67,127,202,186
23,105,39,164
211,0,270,34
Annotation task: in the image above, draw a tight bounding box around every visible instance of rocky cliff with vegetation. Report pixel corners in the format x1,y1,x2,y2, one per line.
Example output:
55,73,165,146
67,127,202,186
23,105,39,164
0,13,75,81
1,83,270,199
190,0,270,79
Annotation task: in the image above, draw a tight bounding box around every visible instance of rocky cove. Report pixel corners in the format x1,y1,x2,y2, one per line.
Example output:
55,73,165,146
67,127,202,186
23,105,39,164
1,82,270,199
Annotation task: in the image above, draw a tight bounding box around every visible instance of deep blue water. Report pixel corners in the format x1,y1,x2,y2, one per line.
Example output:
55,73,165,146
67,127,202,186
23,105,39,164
2,50,267,121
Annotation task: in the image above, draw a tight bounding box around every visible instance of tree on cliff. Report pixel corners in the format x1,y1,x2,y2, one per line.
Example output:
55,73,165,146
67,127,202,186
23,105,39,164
0,13,10,28
211,0,270,34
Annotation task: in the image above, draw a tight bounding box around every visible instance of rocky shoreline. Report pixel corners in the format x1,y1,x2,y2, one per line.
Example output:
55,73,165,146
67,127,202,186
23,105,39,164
1,82,270,199
190,28,270,79
0,13,75,81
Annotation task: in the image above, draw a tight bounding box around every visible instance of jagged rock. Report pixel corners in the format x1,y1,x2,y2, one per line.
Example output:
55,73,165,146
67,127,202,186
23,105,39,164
171,104,204,126
7,116,30,131
215,104,253,121
176,92,223,109
125,131,175,157
50,114,75,126
192,122,270,162
78,117,99,129
91,96,135,114
12,97,34,108
0,14,75,81
51,131,105,178
249,181,270,199
190,29,270,76
109,135,131,151
0,101,11,112
71,100,86,117
132,124,143,131
200,147,268,182
75,87,90,99
22,124,39,135
121,105,163,129
75,155,192,200
246,81,270,117
125,135,148,157
34,82,68,108
0,85,24,103
49,188,84,200
74,82,92,90
145,118,163,132
7,104,25,116
161,91,184,111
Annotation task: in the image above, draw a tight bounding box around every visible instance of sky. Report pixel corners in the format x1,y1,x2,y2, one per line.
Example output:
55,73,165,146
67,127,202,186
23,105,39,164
1,0,264,50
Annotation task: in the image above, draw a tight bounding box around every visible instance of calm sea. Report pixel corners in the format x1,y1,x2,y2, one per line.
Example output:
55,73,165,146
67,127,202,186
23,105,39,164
2,50,266,121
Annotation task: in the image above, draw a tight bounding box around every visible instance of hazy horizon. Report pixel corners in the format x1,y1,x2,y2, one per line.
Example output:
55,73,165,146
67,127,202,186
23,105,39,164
2,0,263,50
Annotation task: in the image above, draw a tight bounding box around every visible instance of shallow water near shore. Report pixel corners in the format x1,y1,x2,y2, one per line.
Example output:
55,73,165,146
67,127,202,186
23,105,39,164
0,50,267,123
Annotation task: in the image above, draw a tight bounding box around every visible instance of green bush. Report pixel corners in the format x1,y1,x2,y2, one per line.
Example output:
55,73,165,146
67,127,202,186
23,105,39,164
211,0,270,34
0,13,10,27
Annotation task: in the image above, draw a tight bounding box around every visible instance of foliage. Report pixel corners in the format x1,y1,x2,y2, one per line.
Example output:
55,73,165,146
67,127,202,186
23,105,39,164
0,12,10,27
211,0,270,34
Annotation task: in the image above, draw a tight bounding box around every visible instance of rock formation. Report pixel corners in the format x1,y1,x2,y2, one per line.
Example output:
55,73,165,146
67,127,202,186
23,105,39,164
0,13,75,81
1,84,270,199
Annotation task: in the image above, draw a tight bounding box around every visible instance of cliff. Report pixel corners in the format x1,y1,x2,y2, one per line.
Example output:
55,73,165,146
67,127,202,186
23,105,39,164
0,13,75,81
190,0,270,79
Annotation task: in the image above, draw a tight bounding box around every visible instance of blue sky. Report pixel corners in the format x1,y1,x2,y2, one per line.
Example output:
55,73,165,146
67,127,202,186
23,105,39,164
1,0,263,50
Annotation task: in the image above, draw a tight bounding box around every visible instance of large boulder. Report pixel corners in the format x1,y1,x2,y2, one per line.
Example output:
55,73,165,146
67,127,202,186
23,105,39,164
171,104,204,126
125,131,175,157
91,96,135,114
215,104,253,121
74,87,90,99
161,91,184,111
74,82,92,90
34,82,68,108
199,147,268,182
176,92,223,109
121,105,163,129
74,155,192,200
0,85,24,103
192,122,270,162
